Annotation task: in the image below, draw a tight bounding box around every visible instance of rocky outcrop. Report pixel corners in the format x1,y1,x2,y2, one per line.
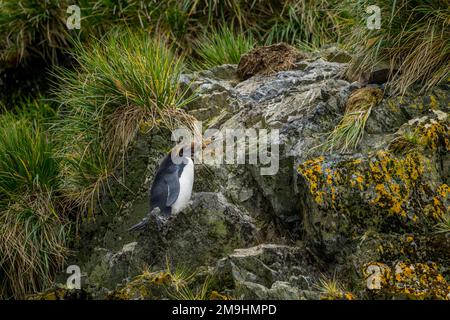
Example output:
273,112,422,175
44,48,449,300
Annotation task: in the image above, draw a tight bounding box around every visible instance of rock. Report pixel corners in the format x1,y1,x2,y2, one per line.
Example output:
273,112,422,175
362,261,450,299
28,287,91,300
145,192,260,268
213,244,321,299
60,47,450,300
321,46,352,63
298,150,446,253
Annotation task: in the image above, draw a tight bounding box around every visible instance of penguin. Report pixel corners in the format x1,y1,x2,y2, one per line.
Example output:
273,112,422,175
128,140,206,232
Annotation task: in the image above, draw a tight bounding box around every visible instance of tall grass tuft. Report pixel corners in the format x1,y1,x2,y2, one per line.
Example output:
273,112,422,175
322,87,383,153
345,0,450,94
0,0,71,66
264,0,344,47
0,113,68,299
192,26,254,70
53,29,197,214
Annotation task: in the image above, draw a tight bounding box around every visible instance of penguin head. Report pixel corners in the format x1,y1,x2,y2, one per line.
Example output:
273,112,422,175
172,139,211,163
176,141,196,159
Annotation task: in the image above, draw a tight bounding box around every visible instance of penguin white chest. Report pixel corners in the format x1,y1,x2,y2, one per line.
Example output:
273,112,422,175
171,157,194,214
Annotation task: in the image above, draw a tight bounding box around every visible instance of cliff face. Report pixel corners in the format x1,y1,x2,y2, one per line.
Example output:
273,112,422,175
34,49,449,300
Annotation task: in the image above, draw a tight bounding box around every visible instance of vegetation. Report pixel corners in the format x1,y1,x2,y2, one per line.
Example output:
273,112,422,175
52,29,196,215
1,0,448,93
315,274,354,300
0,112,68,299
344,0,450,94
435,214,450,235
322,87,383,153
192,26,254,70
0,0,448,300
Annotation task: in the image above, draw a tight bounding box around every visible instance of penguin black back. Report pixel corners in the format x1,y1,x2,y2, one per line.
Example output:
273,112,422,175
150,152,186,216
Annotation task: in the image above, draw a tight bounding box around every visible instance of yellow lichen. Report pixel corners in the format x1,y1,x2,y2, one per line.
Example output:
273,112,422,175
363,262,450,300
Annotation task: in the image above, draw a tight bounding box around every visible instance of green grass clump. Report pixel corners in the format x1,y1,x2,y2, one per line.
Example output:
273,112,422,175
0,0,71,66
0,113,68,299
345,0,450,94
315,274,354,300
192,26,254,70
263,0,344,47
434,214,450,235
53,29,196,214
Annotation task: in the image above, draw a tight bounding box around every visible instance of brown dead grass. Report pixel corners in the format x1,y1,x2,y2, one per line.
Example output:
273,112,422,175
237,43,305,80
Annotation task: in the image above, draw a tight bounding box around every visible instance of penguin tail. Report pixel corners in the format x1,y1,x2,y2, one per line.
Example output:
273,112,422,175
128,218,149,232
128,208,162,232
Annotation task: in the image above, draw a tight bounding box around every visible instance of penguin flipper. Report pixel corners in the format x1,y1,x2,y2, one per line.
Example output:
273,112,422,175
164,172,180,207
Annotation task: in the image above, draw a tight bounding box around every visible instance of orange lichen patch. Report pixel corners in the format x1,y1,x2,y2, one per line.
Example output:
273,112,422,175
367,151,426,217
107,270,173,300
27,287,84,300
320,290,355,300
424,184,450,220
151,271,173,285
363,262,450,300
393,262,450,300
298,150,446,225
298,156,325,204
420,119,450,151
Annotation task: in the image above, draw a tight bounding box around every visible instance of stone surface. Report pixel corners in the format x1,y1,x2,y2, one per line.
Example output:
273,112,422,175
54,48,450,300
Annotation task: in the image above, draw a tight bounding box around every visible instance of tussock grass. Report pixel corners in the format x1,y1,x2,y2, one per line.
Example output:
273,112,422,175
192,25,254,70
53,29,197,214
264,0,343,47
315,274,354,300
435,214,450,235
0,113,68,299
0,114,58,194
322,87,383,153
1,0,447,96
345,0,450,94
388,128,421,155
0,0,71,65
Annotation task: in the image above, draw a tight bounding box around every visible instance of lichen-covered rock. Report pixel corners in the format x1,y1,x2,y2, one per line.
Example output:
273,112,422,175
107,270,178,300
363,261,450,300
297,110,449,254
28,286,91,300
